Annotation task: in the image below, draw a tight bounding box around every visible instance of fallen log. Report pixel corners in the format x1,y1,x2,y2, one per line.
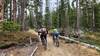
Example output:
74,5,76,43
60,36,100,51
59,36,79,43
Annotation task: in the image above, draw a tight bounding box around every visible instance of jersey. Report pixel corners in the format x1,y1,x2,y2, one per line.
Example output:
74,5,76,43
41,28,48,35
52,29,59,38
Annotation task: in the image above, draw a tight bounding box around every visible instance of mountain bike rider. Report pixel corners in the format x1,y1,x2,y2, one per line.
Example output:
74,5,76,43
52,28,60,47
38,26,48,46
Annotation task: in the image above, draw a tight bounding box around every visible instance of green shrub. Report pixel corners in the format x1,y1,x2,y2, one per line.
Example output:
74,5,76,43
2,21,20,32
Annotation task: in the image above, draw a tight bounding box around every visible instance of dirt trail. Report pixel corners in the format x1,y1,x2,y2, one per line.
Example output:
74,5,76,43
8,30,100,56
36,36,100,56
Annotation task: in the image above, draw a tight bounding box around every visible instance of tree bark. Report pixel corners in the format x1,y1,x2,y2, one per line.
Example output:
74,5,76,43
12,0,17,22
10,0,12,20
0,0,4,20
92,0,96,31
21,0,25,31
17,0,21,23
20,0,27,31
76,0,81,32
45,0,51,29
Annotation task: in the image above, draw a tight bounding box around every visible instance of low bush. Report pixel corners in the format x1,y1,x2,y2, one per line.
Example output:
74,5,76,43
2,21,20,32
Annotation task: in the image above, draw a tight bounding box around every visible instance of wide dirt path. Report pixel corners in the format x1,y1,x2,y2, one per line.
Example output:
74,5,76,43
36,36,100,56
28,29,100,56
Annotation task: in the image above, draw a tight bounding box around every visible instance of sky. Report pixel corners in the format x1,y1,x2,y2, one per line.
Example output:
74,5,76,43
26,0,100,15
43,0,100,14
42,0,73,14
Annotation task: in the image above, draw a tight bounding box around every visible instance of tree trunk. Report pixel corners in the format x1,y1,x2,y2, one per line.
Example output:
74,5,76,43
92,0,96,31
12,0,17,22
34,0,43,28
17,0,21,23
65,0,70,35
92,6,95,31
76,0,81,32
20,0,27,31
0,0,4,20
10,0,12,20
21,0,25,31
45,0,51,29
57,0,59,28
60,0,65,29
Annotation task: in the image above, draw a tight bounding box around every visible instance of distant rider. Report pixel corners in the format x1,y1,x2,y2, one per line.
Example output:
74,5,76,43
52,28,60,47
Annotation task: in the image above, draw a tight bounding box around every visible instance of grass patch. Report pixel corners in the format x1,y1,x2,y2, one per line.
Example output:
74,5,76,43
0,32,38,49
79,32,100,48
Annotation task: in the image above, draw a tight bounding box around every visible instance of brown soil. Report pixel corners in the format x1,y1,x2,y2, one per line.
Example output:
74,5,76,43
0,45,36,56
36,36,100,56
0,30,100,56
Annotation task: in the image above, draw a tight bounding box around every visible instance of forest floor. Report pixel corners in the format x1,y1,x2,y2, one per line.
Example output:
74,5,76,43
0,30,100,56
36,36,100,56
0,30,38,56
0,45,36,56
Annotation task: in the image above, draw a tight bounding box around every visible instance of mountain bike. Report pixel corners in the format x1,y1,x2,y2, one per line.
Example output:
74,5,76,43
42,37,47,50
54,36,59,47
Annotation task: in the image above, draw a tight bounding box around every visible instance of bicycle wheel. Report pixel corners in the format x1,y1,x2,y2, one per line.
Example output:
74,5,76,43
56,38,59,47
53,36,56,46
55,37,59,47
43,37,47,50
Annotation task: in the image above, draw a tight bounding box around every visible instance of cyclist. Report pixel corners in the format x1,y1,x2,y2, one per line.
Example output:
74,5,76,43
39,26,48,49
52,28,60,47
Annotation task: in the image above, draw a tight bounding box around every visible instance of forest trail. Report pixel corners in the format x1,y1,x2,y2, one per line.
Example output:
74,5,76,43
17,29,100,56
0,30,99,56
35,36,100,56
36,36,73,56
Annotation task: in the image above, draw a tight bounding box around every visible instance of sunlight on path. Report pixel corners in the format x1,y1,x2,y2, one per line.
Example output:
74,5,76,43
38,36,73,56
36,36,100,56
27,29,100,56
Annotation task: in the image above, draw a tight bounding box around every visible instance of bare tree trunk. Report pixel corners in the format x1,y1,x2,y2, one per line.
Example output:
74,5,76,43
20,0,27,31
92,7,95,31
92,0,96,31
45,0,51,29
64,9,69,35
34,0,43,28
12,0,17,22
64,0,70,36
38,0,43,28
21,0,25,31
76,0,81,32
0,0,4,20
10,0,12,20
17,0,21,23
86,7,89,29
57,0,59,28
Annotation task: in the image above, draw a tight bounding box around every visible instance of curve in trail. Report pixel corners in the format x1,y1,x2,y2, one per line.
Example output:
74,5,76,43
36,36,100,56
